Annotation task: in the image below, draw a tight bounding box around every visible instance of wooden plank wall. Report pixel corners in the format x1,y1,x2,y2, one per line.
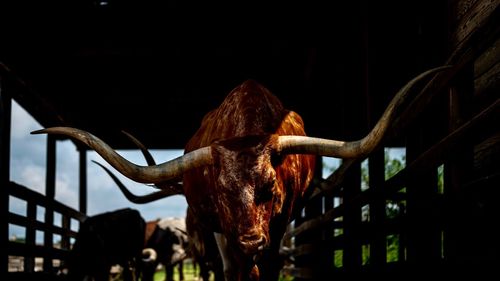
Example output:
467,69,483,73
284,0,499,279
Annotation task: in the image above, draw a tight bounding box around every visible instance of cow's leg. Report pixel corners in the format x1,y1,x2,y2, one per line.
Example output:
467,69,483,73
213,261,225,281
95,267,110,281
257,249,282,281
122,262,134,281
258,225,287,281
198,260,210,281
178,262,184,281
214,232,234,281
142,262,155,281
165,264,174,281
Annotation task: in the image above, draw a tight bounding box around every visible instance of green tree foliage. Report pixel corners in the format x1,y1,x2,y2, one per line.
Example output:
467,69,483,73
437,164,444,194
323,149,407,267
385,149,405,180
386,234,400,263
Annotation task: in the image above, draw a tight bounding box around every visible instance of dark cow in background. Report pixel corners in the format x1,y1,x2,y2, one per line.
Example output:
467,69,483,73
92,159,189,281
64,208,145,281
36,66,449,280
142,217,188,281
93,140,221,281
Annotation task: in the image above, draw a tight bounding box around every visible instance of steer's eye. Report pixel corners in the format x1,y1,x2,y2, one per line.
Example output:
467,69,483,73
271,153,283,166
256,188,273,204
256,178,275,204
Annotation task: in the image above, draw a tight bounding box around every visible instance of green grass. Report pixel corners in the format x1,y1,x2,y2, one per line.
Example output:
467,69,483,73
278,273,294,281
152,261,296,281
153,262,293,281
153,260,212,281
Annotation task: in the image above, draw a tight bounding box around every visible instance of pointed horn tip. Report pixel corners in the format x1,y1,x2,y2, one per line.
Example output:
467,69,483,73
31,129,48,135
30,127,76,135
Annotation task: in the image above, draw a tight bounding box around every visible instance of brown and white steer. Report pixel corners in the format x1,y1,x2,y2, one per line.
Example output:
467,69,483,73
33,66,448,280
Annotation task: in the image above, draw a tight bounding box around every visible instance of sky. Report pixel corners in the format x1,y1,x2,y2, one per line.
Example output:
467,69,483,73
8,99,403,240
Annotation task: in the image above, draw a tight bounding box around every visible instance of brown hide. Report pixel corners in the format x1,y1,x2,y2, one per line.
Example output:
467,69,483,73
183,80,315,280
144,219,159,246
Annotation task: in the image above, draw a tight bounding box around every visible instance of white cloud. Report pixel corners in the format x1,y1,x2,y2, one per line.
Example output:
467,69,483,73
19,164,45,194
55,176,79,210
10,100,47,190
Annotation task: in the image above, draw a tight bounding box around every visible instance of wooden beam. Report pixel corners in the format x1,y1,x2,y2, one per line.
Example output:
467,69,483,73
450,0,500,49
0,69,12,280
79,148,87,214
24,202,36,273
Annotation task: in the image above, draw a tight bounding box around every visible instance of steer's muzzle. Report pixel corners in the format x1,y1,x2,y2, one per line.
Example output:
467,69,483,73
238,232,268,255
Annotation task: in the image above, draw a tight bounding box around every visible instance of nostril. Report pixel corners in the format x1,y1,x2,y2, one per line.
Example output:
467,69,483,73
238,233,267,254
239,233,263,243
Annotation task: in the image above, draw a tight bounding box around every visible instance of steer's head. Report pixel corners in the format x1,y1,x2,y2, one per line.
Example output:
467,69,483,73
211,135,280,255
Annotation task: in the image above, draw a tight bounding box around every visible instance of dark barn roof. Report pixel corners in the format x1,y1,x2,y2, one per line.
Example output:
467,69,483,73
1,0,448,150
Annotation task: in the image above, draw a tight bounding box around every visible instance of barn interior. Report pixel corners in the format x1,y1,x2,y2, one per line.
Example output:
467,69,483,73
1,0,499,280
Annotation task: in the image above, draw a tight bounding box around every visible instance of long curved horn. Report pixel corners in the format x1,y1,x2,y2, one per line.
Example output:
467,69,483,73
121,130,184,188
92,160,183,203
277,65,452,158
31,127,213,183
120,130,184,190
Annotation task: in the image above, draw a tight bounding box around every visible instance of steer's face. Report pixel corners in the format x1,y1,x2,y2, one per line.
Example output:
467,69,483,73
212,135,281,255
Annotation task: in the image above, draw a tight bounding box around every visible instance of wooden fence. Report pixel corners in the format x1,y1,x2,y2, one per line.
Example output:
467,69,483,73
282,1,499,278
6,181,86,281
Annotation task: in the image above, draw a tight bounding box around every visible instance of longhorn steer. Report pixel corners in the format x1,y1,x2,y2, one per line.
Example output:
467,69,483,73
34,66,449,280
65,208,145,281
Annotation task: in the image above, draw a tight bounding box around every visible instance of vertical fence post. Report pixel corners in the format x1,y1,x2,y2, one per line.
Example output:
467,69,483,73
369,149,386,270
342,163,362,273
43,135,56,272
25,202,36,272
